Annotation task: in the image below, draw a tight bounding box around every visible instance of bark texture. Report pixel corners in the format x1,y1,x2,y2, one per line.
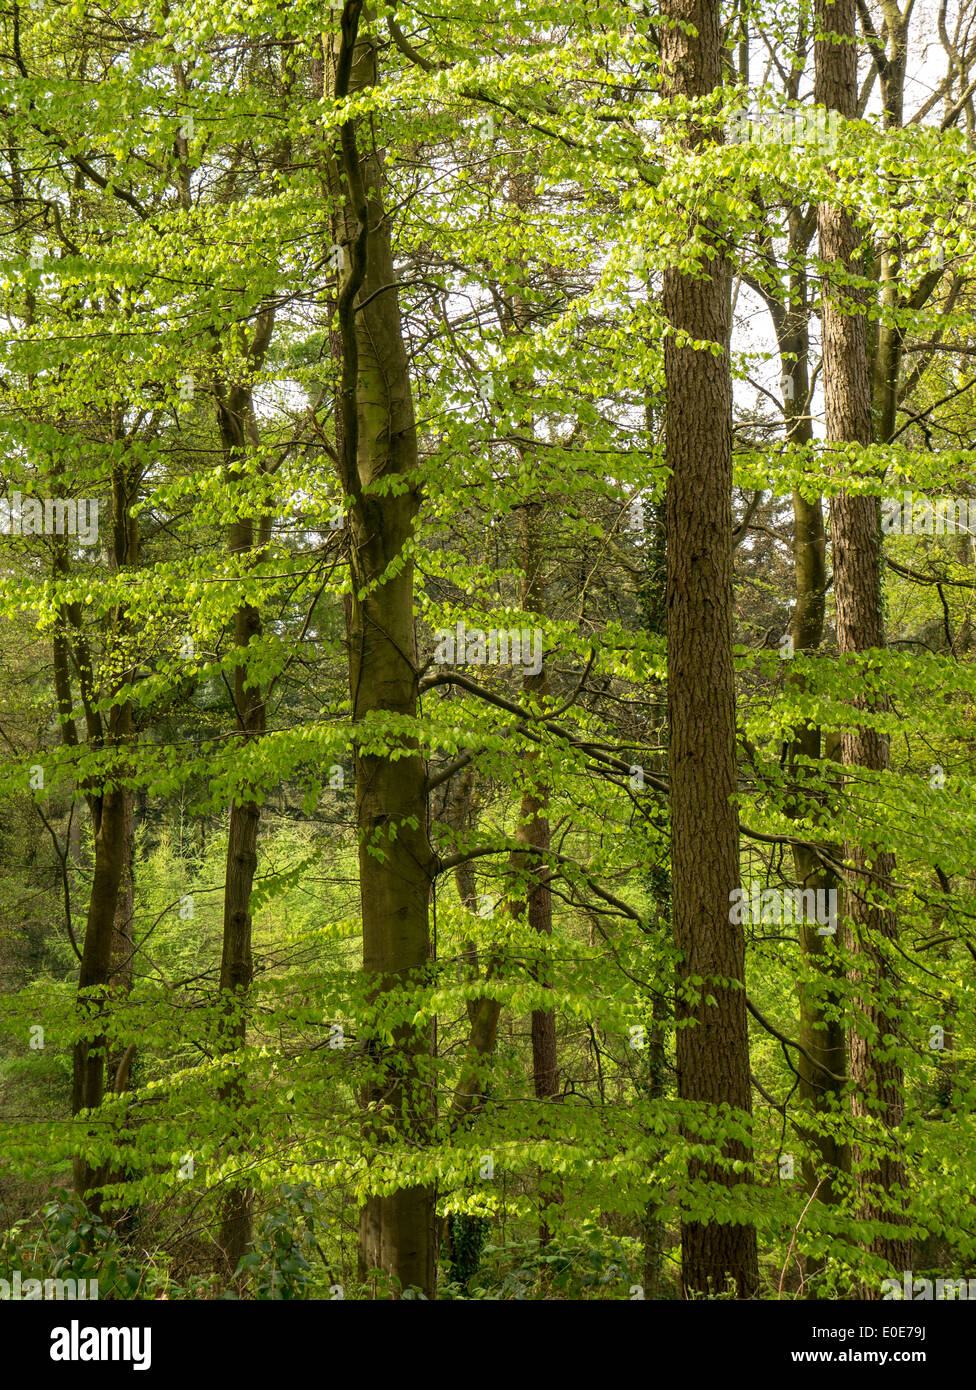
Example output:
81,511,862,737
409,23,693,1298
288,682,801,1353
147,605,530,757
70,438,140,1200
327,7,435,1297
815,0,910,1279
213,337,273,1276
661,0,759,1298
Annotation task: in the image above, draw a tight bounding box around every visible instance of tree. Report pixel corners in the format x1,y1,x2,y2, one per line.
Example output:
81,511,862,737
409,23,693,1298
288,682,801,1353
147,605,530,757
815,0,912,1278
661,0,759,1297
326,4,435,1296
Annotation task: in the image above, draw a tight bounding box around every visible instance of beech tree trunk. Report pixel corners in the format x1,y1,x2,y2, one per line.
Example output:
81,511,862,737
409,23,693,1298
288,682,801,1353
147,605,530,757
776,294,850,1204
212,327,274,1277
326,6,435,1297
71,442,140,1200
72,766,133,1195
815,0,911,1279
638,491,673,1300
516,499,558,1249
660,0,759,1298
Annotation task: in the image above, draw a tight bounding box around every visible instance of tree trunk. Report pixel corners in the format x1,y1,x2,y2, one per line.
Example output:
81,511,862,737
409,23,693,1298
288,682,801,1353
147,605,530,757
776,296,850,1207
326,8,435,1298
638,491,673,1300
72,766,132,1195
661,0,759,1298
212,343,273,1278
815,0,910,1280
71,445,140,1201
516,500,558,1248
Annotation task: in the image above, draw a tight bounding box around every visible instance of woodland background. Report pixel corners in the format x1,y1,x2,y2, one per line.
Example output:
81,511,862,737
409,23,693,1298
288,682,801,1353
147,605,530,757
0,0,974,1302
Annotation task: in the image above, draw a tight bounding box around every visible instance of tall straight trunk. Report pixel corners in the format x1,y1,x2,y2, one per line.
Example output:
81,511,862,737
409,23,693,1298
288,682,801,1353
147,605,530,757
435,769,493,1285
212,344,273,1277
744,33,850,1217
661,0,758,1298
777,292,850,1204
71,445,140,1200
111,792,135,1005
516,499,557,1248
508,253,557,1115
870,1,908,446
326,7,435,1297
503,248,558,1239
789,587,849,1203
72,756,133,1195
638,490,672,1300
215,610,261,1275
447,764,504,1126
815,0,910,1279
107,465,137,1033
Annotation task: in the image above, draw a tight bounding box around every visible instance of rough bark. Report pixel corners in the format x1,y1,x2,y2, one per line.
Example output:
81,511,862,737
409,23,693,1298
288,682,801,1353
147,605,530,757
70,442,140,1200
515,514,556,1104
443,766,505,1127
661,0,759,1298
516,499,558,1250
72,764,133,1193
815,0,910,1279
637,484,673,1300
774,289,851,1206
212,325,273,1278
